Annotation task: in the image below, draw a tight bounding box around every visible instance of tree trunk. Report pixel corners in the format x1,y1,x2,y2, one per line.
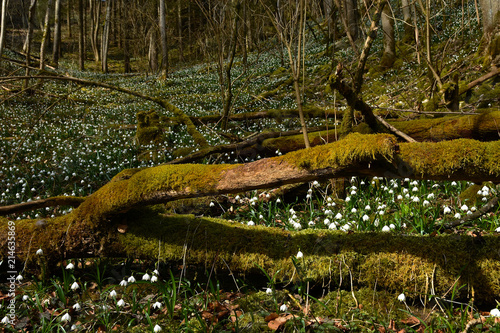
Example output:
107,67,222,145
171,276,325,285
344,0,360,41
148,27,158,73
122,0,130,73
89,0,101,63
177,0,183,62
78,0,85,70
101,0,111,73
40,0,54,69
66,0,72,39
52,0,62,68
159,0,168,78
0,0,9,65
23,0,37,90
401,0,414,42
479,0,500,62
380,4,395,68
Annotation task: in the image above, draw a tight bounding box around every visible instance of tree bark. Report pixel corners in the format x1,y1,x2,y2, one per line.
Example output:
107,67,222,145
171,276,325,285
380,3,395,68
40,0,54,69
52,0,62,68
0,0,9,65
89,0,101,63
159,0,168,78
78,0,85,70
101,0,112,73
23,0,37,90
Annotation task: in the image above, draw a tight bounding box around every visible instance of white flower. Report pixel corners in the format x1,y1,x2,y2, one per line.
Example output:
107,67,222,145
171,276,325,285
397,195,403,200
296,251,303,259
128,276,136,283
235,195,240,201
151,275,158,282
152,301,162,309
328,223,337,230
398,293,406,302
109,290,117,298
491,308,500,317
266,288,272,294
276,198,281,203
323,218,331,225
340,224,350,232
119,280,128,287
451,181,458,186
117,299,125,307
308,221,315,226
36,248,43,255
22,295,29,301
389,224,396,229
16,274,23,281
154,324,162,332
351,208,357,213
495,226,500,232
443,206,452,214
362,214,370,222
461,204,468,211
209,202,215,207
280,304,288,312
382,225,391,232
259,214,264,219
412,187,418,192
312,180,319,187
423,200,430,207
427,193,435,200
65,262,75,270
364,205,371,210
143,273,151,281
247,221,255,226
71,282,79,291
345,196,351,202
72,303,81,311
454,213,461,219
60,313,71,322
1,316,10,324
335,213,342,220
412,196,420,203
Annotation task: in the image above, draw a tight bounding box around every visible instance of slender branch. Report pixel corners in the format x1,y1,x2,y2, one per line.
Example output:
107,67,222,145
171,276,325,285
0,196,86,216
443,196,499,230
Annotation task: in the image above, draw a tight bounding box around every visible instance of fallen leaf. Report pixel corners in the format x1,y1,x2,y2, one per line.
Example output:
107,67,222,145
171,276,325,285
265,313,279,322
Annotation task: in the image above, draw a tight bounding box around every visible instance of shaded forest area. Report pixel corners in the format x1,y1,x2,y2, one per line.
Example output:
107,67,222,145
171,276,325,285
1,0,500,331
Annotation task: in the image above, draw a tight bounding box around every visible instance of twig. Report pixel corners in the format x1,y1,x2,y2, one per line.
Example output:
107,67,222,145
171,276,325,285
443,196,499,230
0,196,86,216
460,317,485,333
374,114,416,142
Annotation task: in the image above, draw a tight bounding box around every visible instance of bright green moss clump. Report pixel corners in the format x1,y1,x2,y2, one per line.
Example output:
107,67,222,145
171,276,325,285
279,133,397,170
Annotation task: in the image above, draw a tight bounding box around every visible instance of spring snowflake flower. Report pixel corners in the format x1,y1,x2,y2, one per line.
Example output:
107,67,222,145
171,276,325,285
109,290,117,298
461,204,468,211
397,195,403,200
247,221,255,226
1,316,10,324
276,198,281,203
335,213,342,220
324,218,331,225
143,273,151,281
412,187,418,192
72,303,81,311
490,308,500,317
65,262,75,270
119,280,128,287
443,206,452,214
362,214,370,222
364,205,371,210
345,196,351,202
209,202,215,207
296,251,303,259
16,275,23,281
398,293,406,302
351,208,357,213
451,181,458,186
60,313,71,322
308,221,315,226
22,295,29,301
423,200,430,207
266,288,273,294
389,224,396,229
151,275,158,282
495,226,500,232
382,225,391,232
36,248,43,255
280,304,288,312
70,282,79,291
154,324,162,332
117,299,125,307
412,196,420,203
454,213,461,219
128,276,136,283
312,180,319,187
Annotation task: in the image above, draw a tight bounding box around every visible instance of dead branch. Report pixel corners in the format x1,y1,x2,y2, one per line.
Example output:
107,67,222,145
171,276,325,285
443,196,499,230
460,66,500,95
0,196,86,216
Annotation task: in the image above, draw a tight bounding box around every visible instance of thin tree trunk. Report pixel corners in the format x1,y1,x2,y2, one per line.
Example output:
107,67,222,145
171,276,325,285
0,0,9,64
52,0,62,68
122,0,130,73
66,0,72,38
78,0,85,70
89,0,101,62
177,0,183,62
380,3,395,68
148,28,158,73
401,0,413,42
23,0,37,90
159,0,168,78
40,0,54,69
101,0,111,73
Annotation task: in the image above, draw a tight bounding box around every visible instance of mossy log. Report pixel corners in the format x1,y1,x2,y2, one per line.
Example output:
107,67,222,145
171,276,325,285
2,133,500,304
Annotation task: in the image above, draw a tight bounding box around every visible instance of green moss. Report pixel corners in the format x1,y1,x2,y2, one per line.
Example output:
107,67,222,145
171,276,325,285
279,133,396,171
134,110,164,145
459,184,482,205
399,139,500,179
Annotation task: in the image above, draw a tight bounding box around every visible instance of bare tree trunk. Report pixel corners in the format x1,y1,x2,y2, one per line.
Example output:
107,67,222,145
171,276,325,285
344,0,359,41
380,3,395,68
122,0,130,73
479,0,500,61
177,0,183,62
0,0,9,64
148,27,158,73
159,0,168,78
101,0,111,73
40,0,54,69
66,0,72,38
78,0,85,70
52,0,62,68
89,0,101,63
23,0,37,90
401,0,413,42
